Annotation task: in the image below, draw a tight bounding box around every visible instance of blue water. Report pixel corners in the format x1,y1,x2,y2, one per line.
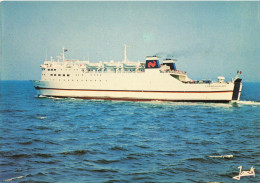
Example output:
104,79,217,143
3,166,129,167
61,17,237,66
0,81,259,183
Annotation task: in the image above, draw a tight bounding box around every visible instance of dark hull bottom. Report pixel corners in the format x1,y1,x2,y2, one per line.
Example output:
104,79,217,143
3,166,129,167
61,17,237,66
42,95,231,103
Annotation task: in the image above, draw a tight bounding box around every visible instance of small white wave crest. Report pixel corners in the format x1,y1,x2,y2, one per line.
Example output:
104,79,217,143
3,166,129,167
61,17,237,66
209,155,233,159
36,117,47,120
3,176,24,182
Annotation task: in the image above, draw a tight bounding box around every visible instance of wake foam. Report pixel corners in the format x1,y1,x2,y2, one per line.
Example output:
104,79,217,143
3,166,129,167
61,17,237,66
236,101,260,105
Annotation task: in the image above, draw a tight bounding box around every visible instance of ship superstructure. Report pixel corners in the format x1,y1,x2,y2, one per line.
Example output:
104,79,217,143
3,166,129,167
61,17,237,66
32,46,242,103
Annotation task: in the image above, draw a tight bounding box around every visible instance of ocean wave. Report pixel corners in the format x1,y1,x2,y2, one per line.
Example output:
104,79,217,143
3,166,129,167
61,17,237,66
103,179,121,183
26,172,46,177
89,168,118,173
0,109,13,113
18,141,33,145
174,167,200,173
134,144,150,149
126,152,155,158
92,159,120,164
132,175,153,180
4,153,31,159
34,160,60,164
186,157,208,163
2,152,54,159
60,149,95,155
109,146,128,151
35,126,50,130
163,153,175,157
34,153,53,158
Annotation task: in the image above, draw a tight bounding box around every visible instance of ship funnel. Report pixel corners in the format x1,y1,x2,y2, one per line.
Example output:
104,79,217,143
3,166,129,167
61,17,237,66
145,56,160,69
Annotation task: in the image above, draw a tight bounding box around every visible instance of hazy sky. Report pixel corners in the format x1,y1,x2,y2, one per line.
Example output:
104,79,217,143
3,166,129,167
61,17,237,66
1,2,259,81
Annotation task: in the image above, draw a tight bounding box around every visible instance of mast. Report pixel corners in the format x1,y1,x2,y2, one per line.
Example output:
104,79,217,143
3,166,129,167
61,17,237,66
124,44,129,63
62,47,65,62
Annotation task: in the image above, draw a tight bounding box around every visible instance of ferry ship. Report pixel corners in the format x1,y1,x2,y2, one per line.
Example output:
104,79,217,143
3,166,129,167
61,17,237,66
32,46,242,103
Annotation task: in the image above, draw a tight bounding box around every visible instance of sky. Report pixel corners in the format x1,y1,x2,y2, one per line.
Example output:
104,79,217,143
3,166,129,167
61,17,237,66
1,1,260,82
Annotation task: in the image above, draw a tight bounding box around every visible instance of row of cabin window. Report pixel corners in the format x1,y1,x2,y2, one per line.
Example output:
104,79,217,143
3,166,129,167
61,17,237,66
75,74,101,76
48,79,107,82
48,74,102,77
50,74,70,76
44,68,101,75
44,68,144,72
45,69,80,71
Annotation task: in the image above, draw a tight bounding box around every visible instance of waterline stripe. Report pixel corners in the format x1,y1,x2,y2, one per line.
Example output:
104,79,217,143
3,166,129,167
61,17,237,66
35,87,233,93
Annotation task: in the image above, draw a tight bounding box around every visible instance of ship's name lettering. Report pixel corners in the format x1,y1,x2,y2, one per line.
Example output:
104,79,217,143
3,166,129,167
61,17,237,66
205,85,227,87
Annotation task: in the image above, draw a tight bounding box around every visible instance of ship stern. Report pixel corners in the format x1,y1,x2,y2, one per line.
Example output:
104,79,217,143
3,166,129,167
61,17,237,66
231,78,242,102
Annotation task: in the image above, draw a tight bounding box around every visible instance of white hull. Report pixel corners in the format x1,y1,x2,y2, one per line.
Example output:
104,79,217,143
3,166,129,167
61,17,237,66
32,72,242,103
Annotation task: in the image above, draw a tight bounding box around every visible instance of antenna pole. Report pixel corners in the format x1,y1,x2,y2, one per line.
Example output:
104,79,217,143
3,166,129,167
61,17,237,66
62,47,65,62
45,50,47,61
124,44,127,63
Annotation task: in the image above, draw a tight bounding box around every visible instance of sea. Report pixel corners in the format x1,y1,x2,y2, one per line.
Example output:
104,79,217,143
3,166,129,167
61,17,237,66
0,80,259,183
